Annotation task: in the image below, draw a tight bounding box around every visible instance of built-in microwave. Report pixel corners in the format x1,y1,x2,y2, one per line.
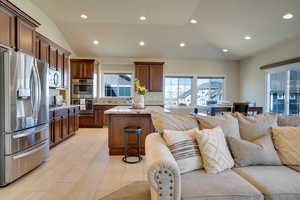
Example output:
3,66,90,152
49,68,61,88
72,79,93,98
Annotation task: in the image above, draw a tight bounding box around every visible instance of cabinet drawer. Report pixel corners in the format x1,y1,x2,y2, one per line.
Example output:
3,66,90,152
49,111,54,120
54,109,68,118
68,108,75,116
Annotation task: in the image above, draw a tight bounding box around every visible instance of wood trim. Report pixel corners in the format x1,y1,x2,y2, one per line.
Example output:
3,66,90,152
134,62,165,65
36,32,71,56
0,0,40,27
260,57,300,70
71,58,98,63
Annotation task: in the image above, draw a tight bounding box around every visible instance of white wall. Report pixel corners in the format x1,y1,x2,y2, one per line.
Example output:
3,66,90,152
240,34,300,108
97,58,240,103
10,0,74,54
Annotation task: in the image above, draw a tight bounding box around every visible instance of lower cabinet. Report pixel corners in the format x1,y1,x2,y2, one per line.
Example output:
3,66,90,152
93,105,115,128
49,106,80,148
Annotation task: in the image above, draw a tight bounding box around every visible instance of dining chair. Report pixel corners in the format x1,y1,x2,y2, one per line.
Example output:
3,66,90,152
232,102,249,115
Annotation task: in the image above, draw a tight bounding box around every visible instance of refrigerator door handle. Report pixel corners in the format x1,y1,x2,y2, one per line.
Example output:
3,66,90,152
12,124,48,139
31,59,41,123
12,141,48,160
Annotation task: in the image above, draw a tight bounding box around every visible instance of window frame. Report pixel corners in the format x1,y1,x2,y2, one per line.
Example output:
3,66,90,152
164,76,194,107
196,76,225,105
102,72,133,97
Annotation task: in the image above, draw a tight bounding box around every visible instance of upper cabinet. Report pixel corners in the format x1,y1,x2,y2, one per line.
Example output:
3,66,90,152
71,59,98,79
134,62,164,92
0,7,15,48
0,1,40,55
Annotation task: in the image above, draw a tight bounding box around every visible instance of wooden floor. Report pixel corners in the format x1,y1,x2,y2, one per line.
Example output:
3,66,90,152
0,128,147,200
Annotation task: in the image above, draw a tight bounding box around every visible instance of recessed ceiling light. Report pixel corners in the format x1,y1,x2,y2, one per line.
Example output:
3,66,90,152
139,41,145,46
139,16,146,21
283,13,294,20
190,19,197,24
222,49,229,53
93,40,99,45
179,42,185,47
81,14,88,19
244,36,252,40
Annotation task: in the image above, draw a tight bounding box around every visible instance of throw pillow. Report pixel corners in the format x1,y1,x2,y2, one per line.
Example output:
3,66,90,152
196,114,240,138
227,134,282,167
151,111,198,135
235,113,278,141
272,126,300,166
163,128,203,173
195,127,234,174
278,115,300,127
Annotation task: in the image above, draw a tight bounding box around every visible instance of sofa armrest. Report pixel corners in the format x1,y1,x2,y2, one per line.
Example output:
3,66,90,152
145,133,181,200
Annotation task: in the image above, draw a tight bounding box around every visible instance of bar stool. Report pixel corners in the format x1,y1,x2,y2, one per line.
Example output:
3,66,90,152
122,126,143,164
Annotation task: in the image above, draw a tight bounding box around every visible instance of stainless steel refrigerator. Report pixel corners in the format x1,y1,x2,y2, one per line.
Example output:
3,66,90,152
0,47,49,186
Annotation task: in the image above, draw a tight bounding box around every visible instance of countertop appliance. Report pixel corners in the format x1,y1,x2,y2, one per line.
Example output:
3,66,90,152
49,68,61,88
72,79,94,116
0,47,49,186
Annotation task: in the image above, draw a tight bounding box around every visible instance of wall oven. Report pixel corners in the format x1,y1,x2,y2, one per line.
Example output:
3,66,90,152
72,79,93,99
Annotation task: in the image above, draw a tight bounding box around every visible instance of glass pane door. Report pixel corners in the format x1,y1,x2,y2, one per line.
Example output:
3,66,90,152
268,71,287,114
289,69,300,114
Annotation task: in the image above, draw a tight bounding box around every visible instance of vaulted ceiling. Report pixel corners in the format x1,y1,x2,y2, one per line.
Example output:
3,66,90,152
31,0,300,60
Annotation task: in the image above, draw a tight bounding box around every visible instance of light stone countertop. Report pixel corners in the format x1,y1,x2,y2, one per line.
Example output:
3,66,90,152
104,106,169,115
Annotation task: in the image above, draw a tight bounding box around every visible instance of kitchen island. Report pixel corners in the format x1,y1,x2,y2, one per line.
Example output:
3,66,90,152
105,106,166,155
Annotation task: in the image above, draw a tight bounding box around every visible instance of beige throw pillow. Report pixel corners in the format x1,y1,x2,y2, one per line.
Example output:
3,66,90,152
196,114,240,138
163,128,203,173
195,127,234,174
228,134,282,167
235,113,278,141
151,111,198,135
272,126,300,166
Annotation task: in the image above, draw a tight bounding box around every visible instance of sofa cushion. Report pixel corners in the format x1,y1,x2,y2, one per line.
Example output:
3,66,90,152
163,128,203,173
195,127,234,174
228,134,281,167
196,114,240,138
235,113,278,141
272,126,300,166
181,169,263,200
278,115,300,127
151,111,198,135
234,166,300,200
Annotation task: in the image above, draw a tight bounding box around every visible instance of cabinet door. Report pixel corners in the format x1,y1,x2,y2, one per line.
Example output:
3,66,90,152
71,61,81,79
82,62,94,79
94,108,103,128
0,8,15,48
16,18,35,55
49,46,57,69
35,35,40,59
68,115,75,134
54,118,63,143
40,40,49,64
57,50,64,86
61,116,69,139
75,114,79,131
63,55,69,89
49,120,55,147
135,65,150,89
149,65,163,92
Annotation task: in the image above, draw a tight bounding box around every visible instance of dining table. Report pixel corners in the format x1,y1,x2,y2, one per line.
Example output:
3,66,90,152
197,104,263,116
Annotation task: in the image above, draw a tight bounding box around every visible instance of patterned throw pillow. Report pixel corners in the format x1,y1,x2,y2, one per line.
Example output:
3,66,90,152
163,128,203,174
272,126,300,166
227,134,282,167
195,127,234,174
151,111,198,135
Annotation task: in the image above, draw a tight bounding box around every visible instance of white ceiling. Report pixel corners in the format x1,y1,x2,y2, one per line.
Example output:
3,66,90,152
31,0,300,60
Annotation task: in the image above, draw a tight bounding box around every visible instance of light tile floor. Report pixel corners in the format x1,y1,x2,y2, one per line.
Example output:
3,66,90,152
0,128,147,200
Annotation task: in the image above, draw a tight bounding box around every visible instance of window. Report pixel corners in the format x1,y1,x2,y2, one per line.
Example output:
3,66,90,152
164,76,192,106
103,73,132,97
267,68,300,114
197,77,224,105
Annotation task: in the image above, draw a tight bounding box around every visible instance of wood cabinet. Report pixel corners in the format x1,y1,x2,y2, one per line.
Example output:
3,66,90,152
93,105,115,128
107,113,155,155
71,59,98,79
75,107,79,131
39,39,49,64
49,106,80,148
49,46,57,69
0,7,15,48
0,1,40,52
134,62,164,92
63,55,70,89
16,18,35,55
